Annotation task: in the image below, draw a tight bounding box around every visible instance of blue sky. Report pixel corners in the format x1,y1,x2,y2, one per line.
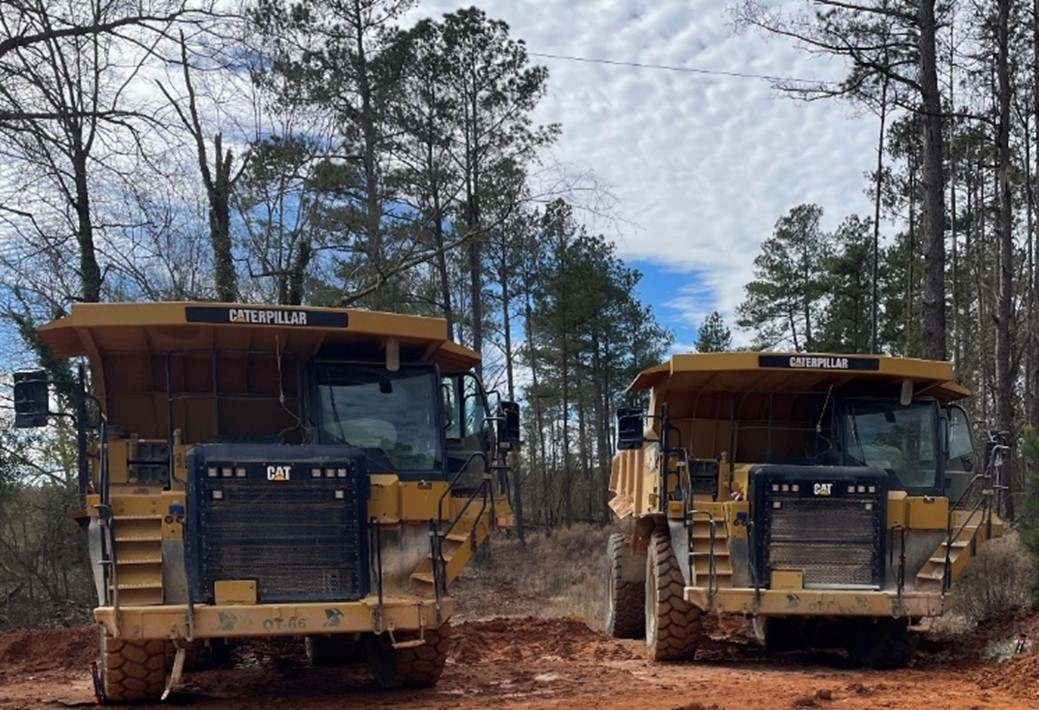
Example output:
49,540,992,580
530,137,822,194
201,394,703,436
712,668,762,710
629,260,713,351
408,0,888,352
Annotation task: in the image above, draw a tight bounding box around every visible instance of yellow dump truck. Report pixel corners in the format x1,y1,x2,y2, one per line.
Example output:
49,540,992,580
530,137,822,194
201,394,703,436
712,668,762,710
605,352,1003,667
13,301,518,702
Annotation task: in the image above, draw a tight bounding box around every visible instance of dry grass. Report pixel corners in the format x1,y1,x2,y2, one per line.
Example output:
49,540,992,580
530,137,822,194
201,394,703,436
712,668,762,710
950,531,1036,625
454,524,1039,634
451,523,614,629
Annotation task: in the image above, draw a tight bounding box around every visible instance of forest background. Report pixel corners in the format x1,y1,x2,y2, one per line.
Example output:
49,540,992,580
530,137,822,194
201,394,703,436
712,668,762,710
2,0,1039,628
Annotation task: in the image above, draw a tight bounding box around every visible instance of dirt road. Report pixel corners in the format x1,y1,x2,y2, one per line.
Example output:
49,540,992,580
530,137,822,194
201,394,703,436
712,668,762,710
1,616,1037,709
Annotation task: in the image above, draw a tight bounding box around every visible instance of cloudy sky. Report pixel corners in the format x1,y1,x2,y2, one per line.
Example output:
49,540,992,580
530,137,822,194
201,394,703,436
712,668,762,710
406,0,883,350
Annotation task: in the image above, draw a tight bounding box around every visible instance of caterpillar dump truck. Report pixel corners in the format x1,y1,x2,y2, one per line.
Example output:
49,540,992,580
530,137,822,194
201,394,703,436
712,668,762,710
605,352,1004,667
13,301,518,702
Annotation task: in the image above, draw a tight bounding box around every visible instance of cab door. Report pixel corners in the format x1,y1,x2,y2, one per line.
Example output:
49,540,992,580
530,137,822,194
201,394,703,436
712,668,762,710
442,373,492,478
944,404,975,501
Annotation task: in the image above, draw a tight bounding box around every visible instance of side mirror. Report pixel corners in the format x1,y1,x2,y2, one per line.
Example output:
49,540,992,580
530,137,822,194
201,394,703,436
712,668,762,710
498,401,521,446
13,371,49,428
617,407,645,451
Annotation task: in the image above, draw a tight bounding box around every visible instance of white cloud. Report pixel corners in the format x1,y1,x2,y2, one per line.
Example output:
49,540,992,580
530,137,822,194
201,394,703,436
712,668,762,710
409,0,881,322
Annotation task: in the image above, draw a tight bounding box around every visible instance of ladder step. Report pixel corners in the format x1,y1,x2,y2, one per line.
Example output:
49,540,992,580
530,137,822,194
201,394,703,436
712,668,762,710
444,533,469,544
116,556,163,565
116,588,163,605
411,572,435,585
113,564,163,587
116,581,164,590
425,550,457,563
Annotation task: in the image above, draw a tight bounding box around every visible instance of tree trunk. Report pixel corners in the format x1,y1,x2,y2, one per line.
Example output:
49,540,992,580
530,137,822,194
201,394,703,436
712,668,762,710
523,282,548,532
576,371,591,521
209,136,237,302
907,162,917,356
72,141,101,303
871,75,889,354
434,213,453,338
948,22,960,368
1031,0,1039,430
561,336,572,527
995,0,1015,520
287,239,311,306
591,327,611,524
353,0,383,309
918,0,947,361
466,74,483,362
499,245,524,543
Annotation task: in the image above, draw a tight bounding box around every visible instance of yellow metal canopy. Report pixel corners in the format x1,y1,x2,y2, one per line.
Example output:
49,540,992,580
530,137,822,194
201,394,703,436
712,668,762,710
38,301,480,373
628,352,969,403
37,302,482,441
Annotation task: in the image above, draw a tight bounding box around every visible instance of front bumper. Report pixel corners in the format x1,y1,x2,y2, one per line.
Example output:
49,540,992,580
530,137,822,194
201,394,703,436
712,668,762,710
95,596,453,640
686,587,946,618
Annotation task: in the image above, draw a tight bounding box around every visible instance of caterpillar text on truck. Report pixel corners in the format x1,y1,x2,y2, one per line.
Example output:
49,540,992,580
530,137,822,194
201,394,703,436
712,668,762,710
13,301,519,702
604,352,1005,667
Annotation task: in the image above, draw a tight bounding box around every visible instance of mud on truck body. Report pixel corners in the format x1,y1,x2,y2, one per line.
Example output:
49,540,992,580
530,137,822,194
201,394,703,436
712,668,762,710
604,352,1005,667
13,301,518,702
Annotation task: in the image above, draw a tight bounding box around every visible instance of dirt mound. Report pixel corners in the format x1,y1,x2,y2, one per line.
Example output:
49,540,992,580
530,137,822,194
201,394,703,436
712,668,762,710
967,611,1039,700
452,616,639,665
975,652,1039,699
0,625,96,678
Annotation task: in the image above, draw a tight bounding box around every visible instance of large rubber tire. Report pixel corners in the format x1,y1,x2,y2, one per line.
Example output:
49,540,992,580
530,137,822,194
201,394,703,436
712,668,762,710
847,617,914,669
604,532,645,639
101,633,168,703
644,531,702,662
365,621,451,688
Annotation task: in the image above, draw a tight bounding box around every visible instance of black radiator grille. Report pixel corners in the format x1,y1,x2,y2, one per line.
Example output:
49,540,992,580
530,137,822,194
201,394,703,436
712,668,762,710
752,466,886,590
202,483,363,599
188,445,368,604
768,499,879,587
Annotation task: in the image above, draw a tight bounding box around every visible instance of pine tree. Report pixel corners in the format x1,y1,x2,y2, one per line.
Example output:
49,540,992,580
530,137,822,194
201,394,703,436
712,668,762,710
816,215,873,353
695,311,732,352
737,204,830,350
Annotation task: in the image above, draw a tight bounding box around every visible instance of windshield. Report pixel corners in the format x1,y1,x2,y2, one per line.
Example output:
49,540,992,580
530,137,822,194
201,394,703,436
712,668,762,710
843,401,939,489
316,364,442,472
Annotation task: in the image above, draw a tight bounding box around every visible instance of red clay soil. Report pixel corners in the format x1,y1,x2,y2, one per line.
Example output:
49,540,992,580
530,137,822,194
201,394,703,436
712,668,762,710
1,616,1037,709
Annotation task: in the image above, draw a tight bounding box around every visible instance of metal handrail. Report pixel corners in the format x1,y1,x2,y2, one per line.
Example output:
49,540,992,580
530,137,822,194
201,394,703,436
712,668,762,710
431,478,492,589
941,471,992,592
93,419,121,621
889,524,906,599
437,451,490,523
427,520,445,604
442,477,491,543
747,519,761,605
370,519,386,633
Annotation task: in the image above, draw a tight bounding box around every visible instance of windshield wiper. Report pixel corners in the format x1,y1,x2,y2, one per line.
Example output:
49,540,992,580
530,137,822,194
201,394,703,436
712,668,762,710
326,385,349,444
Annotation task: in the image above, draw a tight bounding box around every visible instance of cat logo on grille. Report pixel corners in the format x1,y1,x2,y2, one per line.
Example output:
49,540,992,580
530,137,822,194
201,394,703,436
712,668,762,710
813,482,833,496
266,465,291,481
